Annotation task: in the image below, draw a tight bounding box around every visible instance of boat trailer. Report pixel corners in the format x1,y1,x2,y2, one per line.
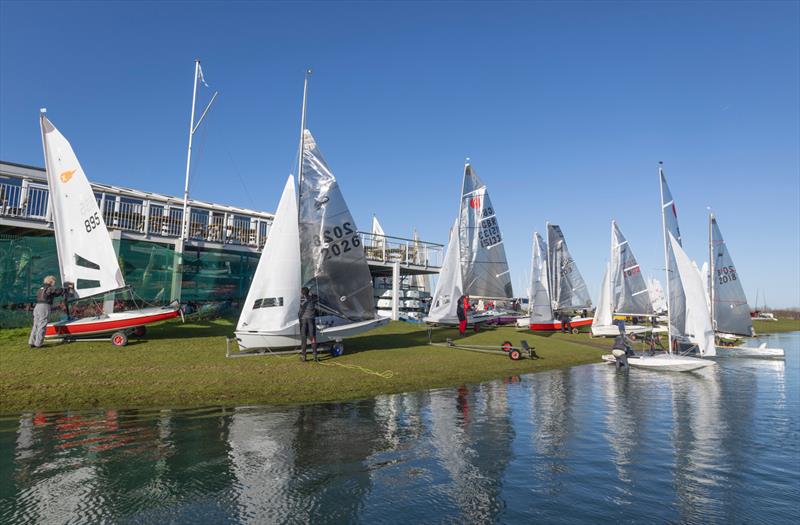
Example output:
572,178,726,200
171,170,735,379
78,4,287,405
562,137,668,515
426,327,539,361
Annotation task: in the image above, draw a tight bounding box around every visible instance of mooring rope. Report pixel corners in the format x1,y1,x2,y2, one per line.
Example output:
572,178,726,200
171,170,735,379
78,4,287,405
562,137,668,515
317,360,395,379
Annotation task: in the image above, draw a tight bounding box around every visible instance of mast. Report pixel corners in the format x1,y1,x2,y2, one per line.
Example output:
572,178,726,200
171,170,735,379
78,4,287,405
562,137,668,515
545,220,552,308
708,212,715,330
180,59,218,241
528,233,535,311
296,69,312,195
658,161,673,354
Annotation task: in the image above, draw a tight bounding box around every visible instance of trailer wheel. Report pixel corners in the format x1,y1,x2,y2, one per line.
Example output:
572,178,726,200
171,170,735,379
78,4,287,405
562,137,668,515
509,349,521,361
133,326,147,337
331,343,344,357
111,332,128,347
501,341,513,352
571,328,580,334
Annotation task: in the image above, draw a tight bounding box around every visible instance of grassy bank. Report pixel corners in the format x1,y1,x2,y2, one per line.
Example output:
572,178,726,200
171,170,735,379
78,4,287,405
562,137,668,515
753,318,800,334
0,320,610,413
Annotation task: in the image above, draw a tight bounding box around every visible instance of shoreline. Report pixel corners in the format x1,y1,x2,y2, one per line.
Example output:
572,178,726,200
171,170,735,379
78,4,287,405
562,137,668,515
2,318,797,414
0,319,610,413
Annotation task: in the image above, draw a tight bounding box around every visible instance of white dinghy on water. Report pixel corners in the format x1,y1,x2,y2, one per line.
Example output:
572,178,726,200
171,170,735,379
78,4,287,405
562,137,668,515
425,162,515,327
591,220,658,337
39,112,180,345
234,73,387,353
605,164,715,372
707,214,783,358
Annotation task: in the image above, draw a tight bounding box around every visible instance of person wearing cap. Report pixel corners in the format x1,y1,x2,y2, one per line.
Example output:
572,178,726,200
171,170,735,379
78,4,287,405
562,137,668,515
297,286,319,362
28,276,72,348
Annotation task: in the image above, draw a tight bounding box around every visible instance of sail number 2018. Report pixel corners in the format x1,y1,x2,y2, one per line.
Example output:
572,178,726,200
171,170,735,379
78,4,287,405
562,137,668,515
316,222,362,259
84,212,101,233
717,265,737,284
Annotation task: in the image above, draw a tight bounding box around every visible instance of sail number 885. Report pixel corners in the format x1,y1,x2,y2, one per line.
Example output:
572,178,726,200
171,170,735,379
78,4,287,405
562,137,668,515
84,212,101,233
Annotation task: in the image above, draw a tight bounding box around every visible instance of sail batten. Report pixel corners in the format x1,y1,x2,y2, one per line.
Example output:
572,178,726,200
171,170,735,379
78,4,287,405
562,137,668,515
40,115,125,299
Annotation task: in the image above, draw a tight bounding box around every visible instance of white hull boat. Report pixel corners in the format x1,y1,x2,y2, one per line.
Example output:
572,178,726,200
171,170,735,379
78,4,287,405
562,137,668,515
713,343,784,359
236,317,389,352
602,353,715,372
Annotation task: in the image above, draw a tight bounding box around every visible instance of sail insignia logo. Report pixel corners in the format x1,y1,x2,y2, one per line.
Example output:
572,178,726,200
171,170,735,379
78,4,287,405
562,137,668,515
469,196,482,209
60,169,77,183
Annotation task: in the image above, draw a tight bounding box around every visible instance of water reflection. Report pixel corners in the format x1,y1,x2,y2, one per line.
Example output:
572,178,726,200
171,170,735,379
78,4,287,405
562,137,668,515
1,333,798,524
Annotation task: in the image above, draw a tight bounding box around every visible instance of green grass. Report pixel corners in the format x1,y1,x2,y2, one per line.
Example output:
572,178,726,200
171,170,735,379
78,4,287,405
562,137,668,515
753,318,800,334
0,319,611,413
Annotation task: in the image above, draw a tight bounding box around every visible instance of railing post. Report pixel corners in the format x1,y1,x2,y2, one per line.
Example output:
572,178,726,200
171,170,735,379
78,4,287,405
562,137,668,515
255,219,261,248
19,179,29,217
142,199,150,235
392,261,401,321
162,205,170,236
112,196,120,227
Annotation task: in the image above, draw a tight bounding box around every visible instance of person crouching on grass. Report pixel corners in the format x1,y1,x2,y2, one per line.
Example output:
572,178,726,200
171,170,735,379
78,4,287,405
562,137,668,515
29,276,72,348
456,294,470,336
298,286,319,362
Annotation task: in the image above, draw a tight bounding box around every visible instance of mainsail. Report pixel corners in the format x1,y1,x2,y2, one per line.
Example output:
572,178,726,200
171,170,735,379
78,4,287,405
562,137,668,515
458,164,513,298
669,233,716,356
529,232,554,324
236,176,301,332
40,114,125,299
710,215,753,336
427,219,462,322
298,129,376,322
659,166,686,338
547,223,591,310
610,221,652,315
592,262,613,329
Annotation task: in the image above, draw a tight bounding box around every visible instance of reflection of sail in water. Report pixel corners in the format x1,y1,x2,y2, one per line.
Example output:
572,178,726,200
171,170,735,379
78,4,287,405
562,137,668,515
426,383,512,523
529,369,574,470
667,369,725,521
227,408,299,522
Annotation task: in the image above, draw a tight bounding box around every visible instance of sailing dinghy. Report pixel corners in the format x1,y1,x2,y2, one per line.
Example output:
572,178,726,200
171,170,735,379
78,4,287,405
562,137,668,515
604,165,715,371
518,224,593,331
425,162,515,327
707,214,783,358
234,77,387,353
39,112,179,345
591,221,658,336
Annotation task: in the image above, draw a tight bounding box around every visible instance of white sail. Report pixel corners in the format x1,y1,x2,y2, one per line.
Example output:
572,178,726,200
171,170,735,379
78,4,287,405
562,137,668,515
426,219,462,323
40,114,125,299
710,215,753,336
371,214,386,250
659,167,686,338
529,232,554,324
591,262,613,334
459,164,513,298
648,277,667,313
669,233,716,356
236,176,301,333
547,223,592,310
298,129,376,322
412,228,431,292
610,221,652,315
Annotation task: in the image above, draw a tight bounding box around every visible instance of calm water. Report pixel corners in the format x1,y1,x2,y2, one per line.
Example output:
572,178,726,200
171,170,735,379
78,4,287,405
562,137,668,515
1,333,798,524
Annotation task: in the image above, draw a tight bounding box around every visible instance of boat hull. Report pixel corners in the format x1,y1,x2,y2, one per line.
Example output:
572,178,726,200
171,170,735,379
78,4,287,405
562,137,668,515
234,317,389,351
713,345,785,359
45,306,180,338
601,353,715,372
528,317,594,332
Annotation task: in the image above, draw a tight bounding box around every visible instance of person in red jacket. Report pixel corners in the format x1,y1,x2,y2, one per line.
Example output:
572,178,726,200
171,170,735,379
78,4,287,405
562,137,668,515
456,294,470,335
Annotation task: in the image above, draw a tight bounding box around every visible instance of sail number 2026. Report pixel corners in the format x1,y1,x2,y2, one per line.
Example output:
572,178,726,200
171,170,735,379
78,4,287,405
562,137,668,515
316,222,362,259
84,212,101,233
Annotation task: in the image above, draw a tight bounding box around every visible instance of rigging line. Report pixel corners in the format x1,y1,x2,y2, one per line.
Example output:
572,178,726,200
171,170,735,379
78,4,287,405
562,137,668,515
317,360,395,379
216,125,258,210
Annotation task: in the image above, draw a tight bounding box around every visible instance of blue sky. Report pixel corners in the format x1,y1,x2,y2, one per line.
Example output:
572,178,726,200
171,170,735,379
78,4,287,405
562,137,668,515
1,1,798,307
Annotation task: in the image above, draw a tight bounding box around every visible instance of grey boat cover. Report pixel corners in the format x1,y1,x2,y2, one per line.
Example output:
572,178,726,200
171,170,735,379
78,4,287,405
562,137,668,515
298,129,376,322
710,215,753,336
547,224,592,310
458,164,513,298
530,232,555,323
611,221,652,315
659,168,686,338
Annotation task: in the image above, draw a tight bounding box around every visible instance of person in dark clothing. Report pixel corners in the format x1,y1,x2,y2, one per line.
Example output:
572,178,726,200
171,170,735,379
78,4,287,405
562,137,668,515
611,323,636,370
298,287,319,362
456,294,470,336
560,311,572,334
28,276,72,348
